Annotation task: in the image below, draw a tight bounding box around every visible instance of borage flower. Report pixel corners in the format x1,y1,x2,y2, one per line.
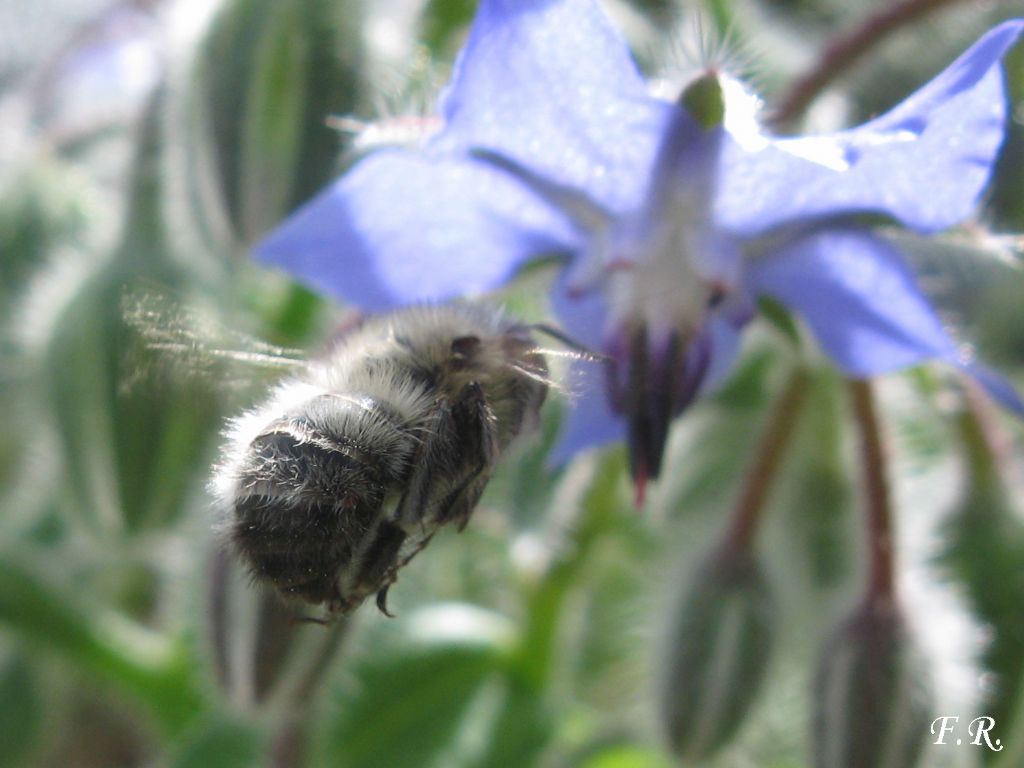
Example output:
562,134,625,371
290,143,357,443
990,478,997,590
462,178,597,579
256,0,1024,490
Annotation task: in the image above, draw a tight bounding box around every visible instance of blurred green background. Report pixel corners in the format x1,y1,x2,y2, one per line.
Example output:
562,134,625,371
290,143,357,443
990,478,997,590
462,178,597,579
1,0,1024,766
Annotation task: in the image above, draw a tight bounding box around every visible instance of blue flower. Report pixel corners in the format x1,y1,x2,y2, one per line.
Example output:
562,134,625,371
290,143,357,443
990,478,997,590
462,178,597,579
255,0,1023,485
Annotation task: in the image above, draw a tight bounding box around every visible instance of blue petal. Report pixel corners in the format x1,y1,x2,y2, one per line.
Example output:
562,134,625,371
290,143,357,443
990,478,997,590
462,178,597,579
718,20,1024,237
549,265,608,350
961,364,1024,416
437,0,670,215
254,150,579,309
550,358,625,464
699,311,748,394
548,269,624,460
745,228,957,375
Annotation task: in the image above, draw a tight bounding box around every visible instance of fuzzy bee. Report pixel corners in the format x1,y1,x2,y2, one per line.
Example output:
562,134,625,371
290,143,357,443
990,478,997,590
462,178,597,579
209,303,552,617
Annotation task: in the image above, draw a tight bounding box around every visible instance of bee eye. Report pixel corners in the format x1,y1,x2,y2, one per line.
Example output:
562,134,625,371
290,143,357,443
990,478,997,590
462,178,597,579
450,335,481,364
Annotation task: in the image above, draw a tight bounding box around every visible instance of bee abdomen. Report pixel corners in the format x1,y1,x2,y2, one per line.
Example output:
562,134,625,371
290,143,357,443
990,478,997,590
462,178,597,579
228,398,418,607
232,496,358,603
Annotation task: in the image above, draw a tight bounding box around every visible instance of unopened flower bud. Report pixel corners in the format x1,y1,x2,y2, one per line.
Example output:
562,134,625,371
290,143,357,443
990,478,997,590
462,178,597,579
20,91,224,535
813,599,932,768
680,71,725,130
173,0,367,250
658,545,775,761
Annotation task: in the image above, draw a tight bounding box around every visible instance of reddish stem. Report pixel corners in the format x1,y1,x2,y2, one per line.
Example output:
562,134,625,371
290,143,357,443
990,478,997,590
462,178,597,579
771,0,966,127
847,379,896,607
725,369,810,552
960,376,1014,480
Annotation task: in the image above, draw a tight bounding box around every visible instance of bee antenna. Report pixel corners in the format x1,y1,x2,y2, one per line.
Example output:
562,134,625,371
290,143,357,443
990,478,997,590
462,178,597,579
530,323,607,362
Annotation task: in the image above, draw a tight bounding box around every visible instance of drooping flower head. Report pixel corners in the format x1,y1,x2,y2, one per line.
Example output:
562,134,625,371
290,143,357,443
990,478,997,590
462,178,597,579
256,0,1024,489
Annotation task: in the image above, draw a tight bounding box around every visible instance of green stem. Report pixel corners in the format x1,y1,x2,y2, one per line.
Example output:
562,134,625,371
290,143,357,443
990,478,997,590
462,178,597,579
511,452,624,690
771,0,968,127
724,369,810,552
994,664,1024,768
269,615,351,768
957,378,1012,488
847,380,896,607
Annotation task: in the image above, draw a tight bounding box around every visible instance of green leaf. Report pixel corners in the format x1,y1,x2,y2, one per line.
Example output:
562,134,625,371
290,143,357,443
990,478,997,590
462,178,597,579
324,604,512,768
779,367,853,589
170,718,263,768
941,420,1024,742
38,257,225,534
464,678,554,768
578,744,673,768
0,654,42,767
0,158,89,300
757,297,802,348
0,554,205,737
420,0,476,54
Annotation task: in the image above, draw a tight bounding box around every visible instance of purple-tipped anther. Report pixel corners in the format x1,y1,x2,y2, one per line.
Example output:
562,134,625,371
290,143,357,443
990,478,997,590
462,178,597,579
606,323,712,499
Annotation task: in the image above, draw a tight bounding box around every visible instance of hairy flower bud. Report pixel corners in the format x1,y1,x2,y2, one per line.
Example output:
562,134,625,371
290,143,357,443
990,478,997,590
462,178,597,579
680,71,725,130
171,0,367,252
18,90,225,535
813,600,932,768
658,545,775,761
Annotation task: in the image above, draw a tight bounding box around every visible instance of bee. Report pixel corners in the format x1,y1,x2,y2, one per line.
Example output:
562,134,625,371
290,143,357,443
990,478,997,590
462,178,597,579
209,303,551,618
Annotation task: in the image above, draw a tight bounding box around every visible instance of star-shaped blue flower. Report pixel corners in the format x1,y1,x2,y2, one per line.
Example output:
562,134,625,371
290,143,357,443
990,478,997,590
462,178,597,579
255,0,1023,484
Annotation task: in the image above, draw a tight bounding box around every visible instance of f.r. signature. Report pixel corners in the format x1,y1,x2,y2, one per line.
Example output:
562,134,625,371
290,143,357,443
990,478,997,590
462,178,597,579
931,717,1003,752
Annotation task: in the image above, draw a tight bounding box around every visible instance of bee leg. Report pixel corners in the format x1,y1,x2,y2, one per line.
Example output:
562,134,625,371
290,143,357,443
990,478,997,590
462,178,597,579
435,381,499,531
337,520,407,616
375,586,394,617
392,399,461,528
393,381,495,531
372,530,437,617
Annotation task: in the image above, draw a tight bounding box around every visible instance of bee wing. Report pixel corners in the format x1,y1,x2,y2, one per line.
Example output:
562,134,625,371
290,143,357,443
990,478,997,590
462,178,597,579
120,285,307,396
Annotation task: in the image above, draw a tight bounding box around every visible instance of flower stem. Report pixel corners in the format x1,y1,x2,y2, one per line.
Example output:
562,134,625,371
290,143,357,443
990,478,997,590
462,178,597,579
771,0,966,127
958,377,1013,485
724,369,810,552
269,617,350,768
513,452,623,689
847,379,896,607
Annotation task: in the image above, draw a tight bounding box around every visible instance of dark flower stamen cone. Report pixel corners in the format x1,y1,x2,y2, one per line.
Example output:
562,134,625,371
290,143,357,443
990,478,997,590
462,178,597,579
609,324,711,489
